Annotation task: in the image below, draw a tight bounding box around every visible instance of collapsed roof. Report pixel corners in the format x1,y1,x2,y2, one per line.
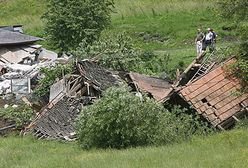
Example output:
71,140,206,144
27,96,90,140
0,29,43,46
125,72,173,102
77,60,119,91
25,61,120,140
178,58,248,129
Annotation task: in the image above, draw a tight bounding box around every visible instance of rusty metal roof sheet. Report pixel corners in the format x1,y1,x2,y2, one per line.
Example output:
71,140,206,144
179,59,248,128
128,72,173,102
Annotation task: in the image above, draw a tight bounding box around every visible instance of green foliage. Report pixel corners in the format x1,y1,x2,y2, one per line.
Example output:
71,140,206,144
74,33,139,71
75,33,183,79
76,86,212,149
217,0,248,92
235,117,248,129
35,64,73,98
0,104,33,128
229,59,248,92
239,23,248,59
217,0,248,21
43,0,114,52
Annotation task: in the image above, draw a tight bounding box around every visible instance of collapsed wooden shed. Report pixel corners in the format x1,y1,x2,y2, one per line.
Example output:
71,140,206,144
178,58,248,129
24,60,119,140
123,72,173,102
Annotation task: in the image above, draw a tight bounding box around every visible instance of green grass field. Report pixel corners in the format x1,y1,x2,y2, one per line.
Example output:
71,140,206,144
0,129,248,168
0,0,236,67
0,1,246,167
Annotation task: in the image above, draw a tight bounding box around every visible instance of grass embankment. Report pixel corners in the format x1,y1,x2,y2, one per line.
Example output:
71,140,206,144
0,0,235,67
0,0,46,37
0,129,248,168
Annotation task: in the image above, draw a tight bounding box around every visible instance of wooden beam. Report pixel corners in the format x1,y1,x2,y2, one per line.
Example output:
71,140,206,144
0,124,16,132
217,125,225,131
232,116,240,122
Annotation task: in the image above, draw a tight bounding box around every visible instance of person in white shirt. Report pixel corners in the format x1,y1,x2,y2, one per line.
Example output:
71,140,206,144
195,28,205,56
202,28,214,52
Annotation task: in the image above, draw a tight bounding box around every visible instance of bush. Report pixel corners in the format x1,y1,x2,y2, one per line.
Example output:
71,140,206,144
218,0,248,92
217,0,248,21
0,104,34,128
74,33,140,71
229,59,248,92
76,86,211,149
35,64,73,98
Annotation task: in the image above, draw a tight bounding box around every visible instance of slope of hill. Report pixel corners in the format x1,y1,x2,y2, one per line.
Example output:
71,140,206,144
0,0,236,69
0,129,247,168
0,0,234,46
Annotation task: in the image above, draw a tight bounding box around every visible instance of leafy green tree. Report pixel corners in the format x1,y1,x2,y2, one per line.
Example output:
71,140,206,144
43,0,114,52
35,64,73,99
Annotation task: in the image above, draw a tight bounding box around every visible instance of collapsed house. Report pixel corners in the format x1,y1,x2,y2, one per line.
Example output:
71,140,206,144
168,51,248,129
0,25,60,96
177,58,248,129
123,72,173,102
25,60,119,140
24,60,175,140
24,54,248,140
1,25,247,140
0,25,68,134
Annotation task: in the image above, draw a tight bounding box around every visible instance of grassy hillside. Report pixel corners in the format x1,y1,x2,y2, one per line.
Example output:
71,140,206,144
0,0,234,45
0,0,236,68
0,0,46,36
0,129,248,168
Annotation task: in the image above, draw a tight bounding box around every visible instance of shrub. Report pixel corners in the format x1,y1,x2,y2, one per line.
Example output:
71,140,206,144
229,59,248,92
35,63,73,98
74,33,140,71
218,0,248,92
76,86,211,149
0,104,34,128
217,0,248,21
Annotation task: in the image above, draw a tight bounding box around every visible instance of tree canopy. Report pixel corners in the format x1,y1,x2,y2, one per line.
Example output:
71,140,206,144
43,0,114,52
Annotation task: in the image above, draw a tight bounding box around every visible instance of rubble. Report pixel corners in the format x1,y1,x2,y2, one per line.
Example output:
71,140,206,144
1,24,247,140
0,25,67,134
123,72,173,102
24,60,120,140
178,58,248,129
27,97,85,140
0,25,60,96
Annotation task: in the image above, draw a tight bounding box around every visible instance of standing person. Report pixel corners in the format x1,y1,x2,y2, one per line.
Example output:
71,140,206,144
195,28,205,56
210,28,217,52
203,28,214,53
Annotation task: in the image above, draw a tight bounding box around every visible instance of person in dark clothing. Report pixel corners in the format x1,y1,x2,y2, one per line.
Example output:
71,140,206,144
210,28,217,52
202,28,214,53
